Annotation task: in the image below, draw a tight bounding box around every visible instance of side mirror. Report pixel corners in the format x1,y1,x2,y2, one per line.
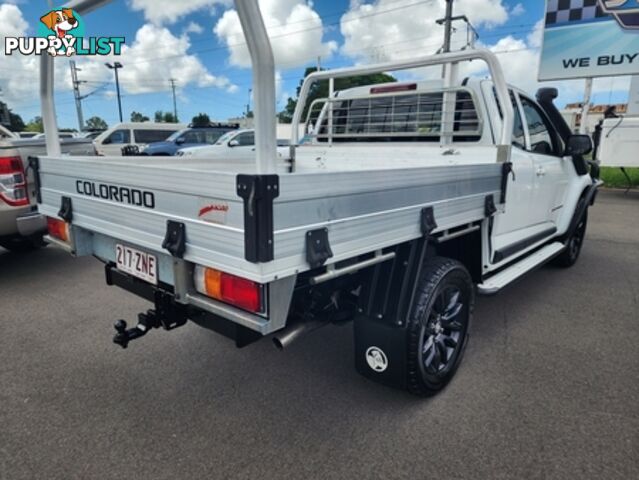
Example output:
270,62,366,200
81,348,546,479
175,137,185,145
228,139,240,147
564,134,592,156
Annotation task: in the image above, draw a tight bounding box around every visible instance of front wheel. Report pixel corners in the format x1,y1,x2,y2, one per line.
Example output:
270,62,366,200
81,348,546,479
554,210,588,268
407,257,474,396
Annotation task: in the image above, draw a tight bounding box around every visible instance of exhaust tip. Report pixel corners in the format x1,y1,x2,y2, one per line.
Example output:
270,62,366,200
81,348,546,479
272,337,285,351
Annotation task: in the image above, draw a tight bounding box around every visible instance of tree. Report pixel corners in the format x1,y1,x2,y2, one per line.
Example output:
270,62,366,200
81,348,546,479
9,112,25,132
25,116,44,133
277,68,398,123
130,111,149,122
191,113,210,126
86,116,108,130
154,111,178,123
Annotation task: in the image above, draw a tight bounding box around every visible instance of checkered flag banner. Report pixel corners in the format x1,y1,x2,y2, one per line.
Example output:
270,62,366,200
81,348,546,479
545,0,607,26
545,0,639,29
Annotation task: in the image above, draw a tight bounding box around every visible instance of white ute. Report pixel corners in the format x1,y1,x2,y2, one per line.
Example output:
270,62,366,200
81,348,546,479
34,0,600,396
0,125,94,251
177,129,291,162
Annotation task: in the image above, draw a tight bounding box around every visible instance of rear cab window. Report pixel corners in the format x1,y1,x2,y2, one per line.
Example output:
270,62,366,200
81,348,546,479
318,89,481,143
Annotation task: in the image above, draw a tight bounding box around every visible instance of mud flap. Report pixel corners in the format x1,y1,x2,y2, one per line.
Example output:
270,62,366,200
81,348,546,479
354,315,409,390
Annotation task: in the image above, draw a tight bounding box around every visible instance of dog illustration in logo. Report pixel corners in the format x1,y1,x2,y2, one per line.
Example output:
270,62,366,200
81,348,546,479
40,9,78,56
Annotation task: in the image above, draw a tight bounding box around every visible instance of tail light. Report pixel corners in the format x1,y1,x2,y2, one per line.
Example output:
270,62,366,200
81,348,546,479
47,217,69,242
0,156,29,207
194,266,264,314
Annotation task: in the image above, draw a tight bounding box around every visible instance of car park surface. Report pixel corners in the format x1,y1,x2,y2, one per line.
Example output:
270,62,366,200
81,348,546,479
0,189,637,480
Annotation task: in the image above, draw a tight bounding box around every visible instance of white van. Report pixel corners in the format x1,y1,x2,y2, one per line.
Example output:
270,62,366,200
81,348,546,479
93,122,186,156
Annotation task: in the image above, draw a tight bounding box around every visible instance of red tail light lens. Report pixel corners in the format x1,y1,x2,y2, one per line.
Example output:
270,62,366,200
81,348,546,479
194,266,264,314
47,217,69,242
0,156,29,207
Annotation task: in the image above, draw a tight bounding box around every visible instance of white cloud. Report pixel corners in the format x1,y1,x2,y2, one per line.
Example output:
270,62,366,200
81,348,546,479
0,3,27,38
338,2,630,106
340,0,510,64
0,5,237,110
527,19,544,49
184,21,204,35
127,0,230,25
214,0,338,68
511,3,525,17
80,24,238,95
0,4,44,108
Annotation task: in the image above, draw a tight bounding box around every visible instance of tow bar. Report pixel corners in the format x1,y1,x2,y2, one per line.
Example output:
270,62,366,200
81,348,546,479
112,291,188,348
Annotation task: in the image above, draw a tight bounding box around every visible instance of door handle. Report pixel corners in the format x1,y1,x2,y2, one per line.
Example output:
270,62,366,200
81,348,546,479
536,166,546,177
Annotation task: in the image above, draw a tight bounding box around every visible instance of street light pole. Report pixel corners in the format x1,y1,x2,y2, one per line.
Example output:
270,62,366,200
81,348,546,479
169,78,178,122
105,62,123,123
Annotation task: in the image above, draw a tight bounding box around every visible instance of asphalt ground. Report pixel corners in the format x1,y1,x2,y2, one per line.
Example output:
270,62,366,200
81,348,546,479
1,189,637,480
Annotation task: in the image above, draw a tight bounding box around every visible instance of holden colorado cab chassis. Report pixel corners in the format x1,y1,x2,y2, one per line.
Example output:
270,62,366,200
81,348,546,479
34,0,599,396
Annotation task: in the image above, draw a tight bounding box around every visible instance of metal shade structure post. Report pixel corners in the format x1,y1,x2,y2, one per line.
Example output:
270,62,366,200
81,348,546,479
234,0,277,174
40,0,112,156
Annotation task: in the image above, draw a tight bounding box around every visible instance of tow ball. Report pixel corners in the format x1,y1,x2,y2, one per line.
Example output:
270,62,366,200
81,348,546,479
112,292,188,348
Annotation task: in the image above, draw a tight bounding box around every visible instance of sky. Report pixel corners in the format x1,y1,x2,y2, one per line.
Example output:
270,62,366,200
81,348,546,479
0,0,633,130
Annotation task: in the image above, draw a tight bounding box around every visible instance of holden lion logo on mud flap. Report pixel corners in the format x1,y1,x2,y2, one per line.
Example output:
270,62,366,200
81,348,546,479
4,9,124,57
366,346,388,373
600,0,639,29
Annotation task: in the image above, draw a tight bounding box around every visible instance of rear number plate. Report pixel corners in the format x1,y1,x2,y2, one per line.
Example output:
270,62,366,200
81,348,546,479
115,244,158,285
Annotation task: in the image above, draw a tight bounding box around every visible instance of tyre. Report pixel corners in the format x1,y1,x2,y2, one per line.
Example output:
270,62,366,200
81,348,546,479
553,210,588,268
0,235,45,253
406,257,474,396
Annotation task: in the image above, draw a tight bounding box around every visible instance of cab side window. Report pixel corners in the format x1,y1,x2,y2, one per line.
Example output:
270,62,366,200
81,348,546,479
181,131,201,144
104,129,130,145
520,97,556,156
134,129,176,143
235,132,255,146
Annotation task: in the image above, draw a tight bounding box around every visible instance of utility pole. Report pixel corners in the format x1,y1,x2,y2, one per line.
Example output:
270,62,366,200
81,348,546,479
442,0,454,53
105,62,123,123
70,61,85,131
317,56,321,72
169,78,178,122
579,78,593,134
437,0,456,145
246,88,252,117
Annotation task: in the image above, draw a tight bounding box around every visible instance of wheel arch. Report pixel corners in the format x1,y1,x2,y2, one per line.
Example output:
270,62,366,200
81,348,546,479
431,228,483,284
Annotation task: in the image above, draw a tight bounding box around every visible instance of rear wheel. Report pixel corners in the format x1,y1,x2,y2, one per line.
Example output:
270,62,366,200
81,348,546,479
407,257,474,396
554,210,588,268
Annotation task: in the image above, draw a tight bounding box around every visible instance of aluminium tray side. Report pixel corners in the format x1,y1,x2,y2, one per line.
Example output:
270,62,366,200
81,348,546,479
37,156,503,283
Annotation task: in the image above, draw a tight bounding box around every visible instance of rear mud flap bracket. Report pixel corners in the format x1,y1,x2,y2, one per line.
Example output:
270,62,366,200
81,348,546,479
306,227,333,268
58,196,73,223
162,220,186,258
